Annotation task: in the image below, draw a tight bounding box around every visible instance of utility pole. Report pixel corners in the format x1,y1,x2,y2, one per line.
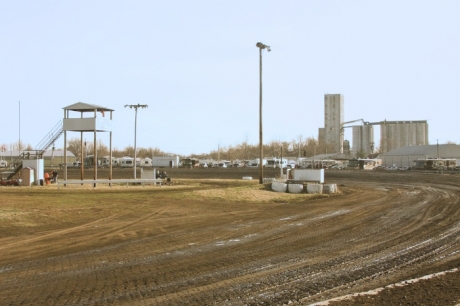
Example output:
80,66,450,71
256,42,271,184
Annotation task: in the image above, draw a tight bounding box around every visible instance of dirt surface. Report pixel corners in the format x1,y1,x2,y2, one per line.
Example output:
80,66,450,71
1,168,460,305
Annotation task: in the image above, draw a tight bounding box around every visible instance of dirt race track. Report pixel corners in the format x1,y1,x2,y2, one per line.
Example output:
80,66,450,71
1,168,460,305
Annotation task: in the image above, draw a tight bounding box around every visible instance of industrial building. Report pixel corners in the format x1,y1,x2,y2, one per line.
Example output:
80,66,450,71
317,94,429,157
349,120,428,155
379,120,429,153
379,144,460,168
351,123,374,156
319,94,344,153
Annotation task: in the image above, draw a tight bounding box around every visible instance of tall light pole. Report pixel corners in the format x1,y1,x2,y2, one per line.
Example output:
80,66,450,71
125,104,148,179
256,42,270,184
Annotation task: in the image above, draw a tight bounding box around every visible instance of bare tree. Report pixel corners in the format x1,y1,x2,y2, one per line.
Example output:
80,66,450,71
296,135,303,158
10,140,31,152
66,138,82,157
96,139,109,157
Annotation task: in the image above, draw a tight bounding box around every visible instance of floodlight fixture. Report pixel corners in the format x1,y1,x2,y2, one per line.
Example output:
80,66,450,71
256,42,271,52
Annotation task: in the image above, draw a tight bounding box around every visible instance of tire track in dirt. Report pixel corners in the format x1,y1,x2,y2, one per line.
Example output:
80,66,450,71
122,181,460,305
100,184,433,304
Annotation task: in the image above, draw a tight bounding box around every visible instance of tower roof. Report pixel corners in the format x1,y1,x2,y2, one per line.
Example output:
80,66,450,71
63,102,114,112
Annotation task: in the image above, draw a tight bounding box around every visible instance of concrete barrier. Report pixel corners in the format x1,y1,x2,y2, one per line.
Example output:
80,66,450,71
323,184,338,194
271,181,287,193
288,183,304,194
306,183,323,194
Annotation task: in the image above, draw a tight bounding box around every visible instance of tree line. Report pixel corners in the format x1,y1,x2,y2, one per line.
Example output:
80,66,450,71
6,137,458,162
64,136,337,161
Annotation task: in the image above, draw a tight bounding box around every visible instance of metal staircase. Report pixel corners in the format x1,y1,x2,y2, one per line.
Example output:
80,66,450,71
7,120,63,180
35,120,64,155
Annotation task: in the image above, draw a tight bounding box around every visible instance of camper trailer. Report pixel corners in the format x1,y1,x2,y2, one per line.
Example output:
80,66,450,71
247,158,267,168
180,158,199,168
265,157,288,168
101,156,118,167
119,157,134,168
348,158,381,170
414,158,457,170
231,160,243,167
140,158,152,167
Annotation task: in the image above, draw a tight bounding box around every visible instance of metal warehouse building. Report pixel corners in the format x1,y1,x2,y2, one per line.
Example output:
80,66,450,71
379,144,460,168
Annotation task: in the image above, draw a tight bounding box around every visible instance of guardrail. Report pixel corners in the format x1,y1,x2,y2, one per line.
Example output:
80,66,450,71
57,179,163,188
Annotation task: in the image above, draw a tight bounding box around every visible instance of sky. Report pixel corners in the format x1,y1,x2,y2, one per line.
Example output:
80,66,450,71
1,1,459,156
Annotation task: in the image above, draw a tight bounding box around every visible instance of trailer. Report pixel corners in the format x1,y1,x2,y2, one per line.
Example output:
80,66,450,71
265,157,288,168
101,156,118,167
140,158,152,167
348,158,381,170
414,158,457,170
180,158,199,168
152,156,179,168
119,156,134,168
247,158,267,168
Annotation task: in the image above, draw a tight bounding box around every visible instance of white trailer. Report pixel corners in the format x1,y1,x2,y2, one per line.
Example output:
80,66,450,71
119,156,134,168
140,158,152,167
152,156,179,168
265,157,288,168
247,158,267,168
101,156,118,167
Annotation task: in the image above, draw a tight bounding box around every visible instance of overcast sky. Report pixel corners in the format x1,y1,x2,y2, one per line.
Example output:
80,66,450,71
1,1,459,156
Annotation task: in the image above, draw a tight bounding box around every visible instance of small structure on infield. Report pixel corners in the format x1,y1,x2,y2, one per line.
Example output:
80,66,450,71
62,102,114,186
